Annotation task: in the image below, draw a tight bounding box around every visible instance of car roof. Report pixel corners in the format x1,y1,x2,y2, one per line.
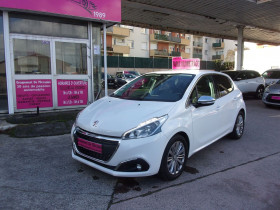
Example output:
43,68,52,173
146,70,224,77
264,69,280,72
222,70,257,72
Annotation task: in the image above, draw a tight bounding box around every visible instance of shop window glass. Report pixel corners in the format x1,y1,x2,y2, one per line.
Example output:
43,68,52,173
55,42,87,75
0,14,8,112
13,39,51,74
9,13,88,39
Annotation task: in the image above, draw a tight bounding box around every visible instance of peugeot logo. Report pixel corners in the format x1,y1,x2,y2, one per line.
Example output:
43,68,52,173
93,120,99,127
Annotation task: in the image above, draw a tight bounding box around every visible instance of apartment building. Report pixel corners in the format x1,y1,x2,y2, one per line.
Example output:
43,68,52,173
103,25,237,62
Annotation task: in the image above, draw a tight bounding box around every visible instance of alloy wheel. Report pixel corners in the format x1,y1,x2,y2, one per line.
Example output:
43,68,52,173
167,141,185,175
236,114,244,137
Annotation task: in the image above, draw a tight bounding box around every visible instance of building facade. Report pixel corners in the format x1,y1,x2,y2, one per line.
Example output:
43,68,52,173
0,0,120,114
103,26,237,63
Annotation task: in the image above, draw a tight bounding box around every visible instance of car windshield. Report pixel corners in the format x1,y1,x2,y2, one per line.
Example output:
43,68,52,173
124,74,136,79
125,71,141,76
262,70,280,79
223,71,239,80
110,73,195,102
276,80,280,84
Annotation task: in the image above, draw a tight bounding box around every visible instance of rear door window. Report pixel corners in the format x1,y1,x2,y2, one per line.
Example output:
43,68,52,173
213,74,234,98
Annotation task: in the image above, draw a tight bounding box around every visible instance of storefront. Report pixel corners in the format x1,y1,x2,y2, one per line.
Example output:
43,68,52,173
0,0,120,114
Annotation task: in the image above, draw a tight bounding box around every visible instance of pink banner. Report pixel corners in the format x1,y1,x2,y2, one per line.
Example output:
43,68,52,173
172,57,200,70
57,80,88,107
15,80,53,109
0,0,121,22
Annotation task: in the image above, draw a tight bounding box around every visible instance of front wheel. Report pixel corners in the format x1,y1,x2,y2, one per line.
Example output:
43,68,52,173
159,135,188,180
256,86,264,99
230,112,245,140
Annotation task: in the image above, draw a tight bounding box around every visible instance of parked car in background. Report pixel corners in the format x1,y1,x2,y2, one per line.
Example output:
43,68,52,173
101,73,117,88
261,69,280,87
262,79,280,107
72,70,246,180
116,70,141,77
115,73,137,87
222,70,265,99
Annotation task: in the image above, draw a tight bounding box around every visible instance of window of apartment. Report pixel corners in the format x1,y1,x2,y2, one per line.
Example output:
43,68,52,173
165,32,171,36
185,48,190,53
128,40,134,49
205,50,208,55
216,50,224,55
141,28,148,34
154,30,160,34
141,42,147,50
205,38,208,43
185,35,191,40
150,43,157,50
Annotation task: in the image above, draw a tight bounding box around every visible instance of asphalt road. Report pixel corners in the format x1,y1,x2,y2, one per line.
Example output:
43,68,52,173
0,99,280,210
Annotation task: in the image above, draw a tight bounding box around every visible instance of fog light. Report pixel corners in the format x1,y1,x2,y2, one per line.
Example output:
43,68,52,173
136,164,142,171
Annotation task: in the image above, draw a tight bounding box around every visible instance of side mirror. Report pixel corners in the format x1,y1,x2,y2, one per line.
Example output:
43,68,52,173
196,96,215,107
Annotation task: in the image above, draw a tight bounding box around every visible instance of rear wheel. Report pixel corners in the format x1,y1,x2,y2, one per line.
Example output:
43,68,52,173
159,135,188,180
255,86,264,99
230,112,245,140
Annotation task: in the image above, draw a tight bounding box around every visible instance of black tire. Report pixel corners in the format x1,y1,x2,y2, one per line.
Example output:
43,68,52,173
230,111,245,140
255,86,264,99
159,135,188,180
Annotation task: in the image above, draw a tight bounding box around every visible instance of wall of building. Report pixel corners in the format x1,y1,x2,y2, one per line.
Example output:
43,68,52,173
127,27,149,58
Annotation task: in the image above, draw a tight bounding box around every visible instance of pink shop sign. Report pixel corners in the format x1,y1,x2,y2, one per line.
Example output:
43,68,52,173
0,0,121,22
15,80,53,109
57,80,88,107
172,57,200,70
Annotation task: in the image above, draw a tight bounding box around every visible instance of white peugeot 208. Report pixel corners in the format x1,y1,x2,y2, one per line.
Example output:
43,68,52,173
72,70,246,180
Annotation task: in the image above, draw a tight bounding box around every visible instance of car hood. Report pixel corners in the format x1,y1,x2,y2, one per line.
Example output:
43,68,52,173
267,84,280,93
76,96,176,137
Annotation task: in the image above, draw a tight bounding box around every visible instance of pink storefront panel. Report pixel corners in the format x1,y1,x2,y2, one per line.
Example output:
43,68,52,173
0,0,121,22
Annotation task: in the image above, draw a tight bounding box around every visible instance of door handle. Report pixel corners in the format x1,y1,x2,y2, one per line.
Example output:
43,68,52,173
233,97,238,101
216,105,221,110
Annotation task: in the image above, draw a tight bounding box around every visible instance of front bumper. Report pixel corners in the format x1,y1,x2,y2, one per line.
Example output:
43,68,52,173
262,93,280,106
71,126,167,177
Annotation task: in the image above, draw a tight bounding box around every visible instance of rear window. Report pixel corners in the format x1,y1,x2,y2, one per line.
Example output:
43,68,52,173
213,74,234,97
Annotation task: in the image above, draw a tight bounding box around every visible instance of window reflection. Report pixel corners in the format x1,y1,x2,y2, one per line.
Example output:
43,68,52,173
9,13,88,39
56,42,87,75
13,39,51,74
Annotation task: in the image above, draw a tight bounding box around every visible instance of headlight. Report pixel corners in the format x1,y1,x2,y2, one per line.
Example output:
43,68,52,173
122,115,168,140
264,87,270,93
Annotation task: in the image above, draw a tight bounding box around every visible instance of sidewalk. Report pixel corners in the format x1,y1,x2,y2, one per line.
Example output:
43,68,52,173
0,110,79,138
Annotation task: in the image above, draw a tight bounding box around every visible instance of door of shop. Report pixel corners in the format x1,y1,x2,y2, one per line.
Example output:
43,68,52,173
10,34,91,112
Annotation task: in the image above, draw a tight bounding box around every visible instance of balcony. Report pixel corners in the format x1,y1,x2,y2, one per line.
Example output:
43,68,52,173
212,42,225,48
212,55,224,60
181,38,190,46
107,26,130,37
150,50,169,57
193,41,203,48
150,34,182,44
171,51,181,56
181,52,191,59
113,45,130,54
193,53,202,59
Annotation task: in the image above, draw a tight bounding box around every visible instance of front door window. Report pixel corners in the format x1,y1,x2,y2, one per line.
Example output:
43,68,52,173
13,39,51,75
55,42,87,75
11,36,90,111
